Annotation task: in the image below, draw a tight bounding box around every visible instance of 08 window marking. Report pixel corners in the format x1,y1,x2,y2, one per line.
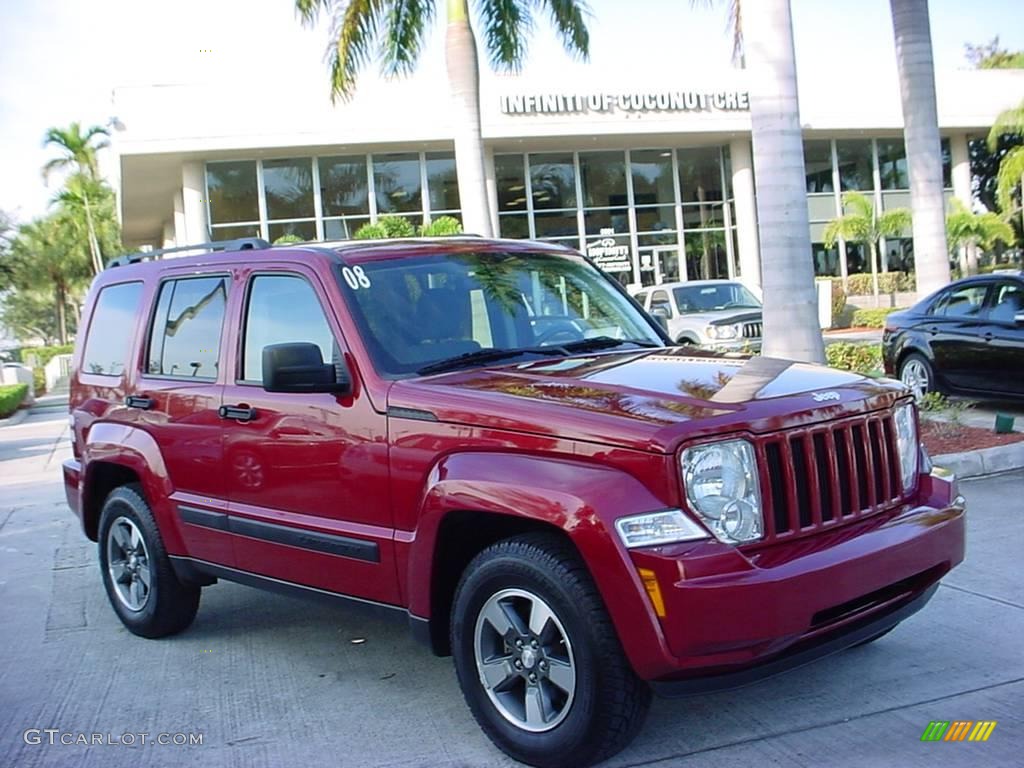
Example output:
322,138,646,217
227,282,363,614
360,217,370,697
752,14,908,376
342,265,372,290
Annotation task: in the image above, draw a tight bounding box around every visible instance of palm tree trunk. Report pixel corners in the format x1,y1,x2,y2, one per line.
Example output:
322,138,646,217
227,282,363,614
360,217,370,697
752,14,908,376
55,283,68,345
890,0,950,295
869,240,881,307
82,192,103,274
966,241,979,275
744,0,825,363
445,0,494,238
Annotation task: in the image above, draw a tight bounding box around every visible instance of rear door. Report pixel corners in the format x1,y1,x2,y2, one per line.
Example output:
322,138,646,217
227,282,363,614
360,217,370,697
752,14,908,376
924,282,991,391
978,280,1024,396
221,264,397,605
132,270,232,565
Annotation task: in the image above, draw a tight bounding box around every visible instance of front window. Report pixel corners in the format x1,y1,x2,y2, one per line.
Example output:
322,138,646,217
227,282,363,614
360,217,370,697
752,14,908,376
672,283,761,314
339,250,663,376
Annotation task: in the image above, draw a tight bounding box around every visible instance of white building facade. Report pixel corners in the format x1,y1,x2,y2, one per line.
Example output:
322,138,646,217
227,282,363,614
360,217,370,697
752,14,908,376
111,68,1023,289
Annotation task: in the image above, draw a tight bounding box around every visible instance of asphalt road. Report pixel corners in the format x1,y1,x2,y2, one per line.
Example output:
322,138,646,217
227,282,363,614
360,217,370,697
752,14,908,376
1,405,1021,768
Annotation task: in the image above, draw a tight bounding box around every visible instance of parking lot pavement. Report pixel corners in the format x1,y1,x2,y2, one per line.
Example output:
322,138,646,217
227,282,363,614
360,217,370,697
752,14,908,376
1,412,1021,768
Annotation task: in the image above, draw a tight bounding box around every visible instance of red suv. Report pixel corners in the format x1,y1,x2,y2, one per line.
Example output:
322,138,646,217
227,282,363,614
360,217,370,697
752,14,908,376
64,237,965,767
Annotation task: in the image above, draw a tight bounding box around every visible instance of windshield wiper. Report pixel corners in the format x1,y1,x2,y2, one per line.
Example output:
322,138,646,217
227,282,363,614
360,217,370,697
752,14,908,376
417,346,566,376
560,336,662,353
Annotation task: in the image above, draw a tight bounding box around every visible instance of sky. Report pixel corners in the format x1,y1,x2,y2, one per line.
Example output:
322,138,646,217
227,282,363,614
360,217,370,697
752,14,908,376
0,0,1021,226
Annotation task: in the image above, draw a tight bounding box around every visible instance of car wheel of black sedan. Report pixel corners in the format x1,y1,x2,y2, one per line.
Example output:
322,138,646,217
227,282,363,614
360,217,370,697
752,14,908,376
898,353,934,400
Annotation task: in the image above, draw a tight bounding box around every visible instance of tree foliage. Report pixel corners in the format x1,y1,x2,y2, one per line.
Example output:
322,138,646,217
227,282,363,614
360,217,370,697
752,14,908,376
964,37,1024,69
986,99,1024,225
945,199,1014,253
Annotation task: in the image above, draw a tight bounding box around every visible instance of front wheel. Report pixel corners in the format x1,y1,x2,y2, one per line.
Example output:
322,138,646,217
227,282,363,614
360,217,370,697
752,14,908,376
898,353,934,400
451,534,651,768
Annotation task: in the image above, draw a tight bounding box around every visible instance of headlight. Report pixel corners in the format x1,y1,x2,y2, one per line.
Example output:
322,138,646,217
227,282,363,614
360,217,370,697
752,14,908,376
615,509,709,548
894,402,919,491
706,323,739,340
681,439,763,544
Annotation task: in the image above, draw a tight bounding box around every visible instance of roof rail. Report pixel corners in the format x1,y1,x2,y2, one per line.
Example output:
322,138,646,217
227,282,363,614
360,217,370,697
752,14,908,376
105,238,271,269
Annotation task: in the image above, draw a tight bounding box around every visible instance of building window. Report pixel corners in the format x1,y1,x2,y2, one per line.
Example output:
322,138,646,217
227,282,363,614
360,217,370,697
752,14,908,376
373,152,423,215
320,156,370,216
630,150,675,205
678,147,724,203
529,153,577,211
206,160,259,232
425,152,460,214
835,140,874,191
941,138,952,188
804,140,834,193
263,158,314,220
877,139,909,190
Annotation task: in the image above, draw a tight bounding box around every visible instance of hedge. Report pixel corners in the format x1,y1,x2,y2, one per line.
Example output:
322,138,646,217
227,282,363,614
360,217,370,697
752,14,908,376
0,384,29,418
831,272,915,295
826,343,882,376
18,344,74,368
851,307,904,328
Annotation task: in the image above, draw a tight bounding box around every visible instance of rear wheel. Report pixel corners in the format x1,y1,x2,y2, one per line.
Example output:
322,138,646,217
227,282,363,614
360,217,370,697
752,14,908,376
451,534,650,768
898,353,934,400
98,485,200,638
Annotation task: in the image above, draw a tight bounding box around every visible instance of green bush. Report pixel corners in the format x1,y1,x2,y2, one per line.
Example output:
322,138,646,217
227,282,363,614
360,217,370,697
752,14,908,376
851,307,904,328
19,344,74,368
826,342,882,376
418,216,463,237
840,272,915,296
827,280,847,327
353,222,386,240
0,383,29,418
354,215,417,240
272,233,304,245
33,368,45,396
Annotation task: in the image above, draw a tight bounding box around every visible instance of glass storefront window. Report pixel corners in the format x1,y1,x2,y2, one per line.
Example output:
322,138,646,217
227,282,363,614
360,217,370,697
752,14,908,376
210,224,260,241
579,151,627,208
263,158,314,220
884,237,914,272
941,138,952,188
630,150,675,205
678,147,724,203
324,217,370,240
496,155,528,212
811,243,840,277
685,231,729,280
534,211,578,238
530,153,577,210
320,156,370,217
499,214,530,238
425,152,459,211
374,153,422,213
583,207,629,235
846,242,869,274
836,140,873,191
207,161,259,224
804,140,834,193
682,203,725,229
269,220,316,243
877,139,908,190
635,206,676,233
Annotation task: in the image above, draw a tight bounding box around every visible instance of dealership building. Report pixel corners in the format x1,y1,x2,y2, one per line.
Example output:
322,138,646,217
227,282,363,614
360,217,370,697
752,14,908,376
110,67,1023,288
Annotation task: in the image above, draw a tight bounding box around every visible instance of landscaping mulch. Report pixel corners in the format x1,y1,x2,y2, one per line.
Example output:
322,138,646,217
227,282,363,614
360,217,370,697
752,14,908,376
921,420,1024,456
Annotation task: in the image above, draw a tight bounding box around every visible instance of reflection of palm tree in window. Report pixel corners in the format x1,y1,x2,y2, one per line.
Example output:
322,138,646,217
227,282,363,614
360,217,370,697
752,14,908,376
162,281,226,377
530,163,574,209
322,160,369,215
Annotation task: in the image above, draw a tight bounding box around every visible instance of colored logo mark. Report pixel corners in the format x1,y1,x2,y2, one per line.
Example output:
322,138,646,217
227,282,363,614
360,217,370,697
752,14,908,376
921,721,997,742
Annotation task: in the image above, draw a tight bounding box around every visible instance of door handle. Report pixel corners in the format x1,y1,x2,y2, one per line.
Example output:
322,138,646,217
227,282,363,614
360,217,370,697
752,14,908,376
984,332,994,341
219,404,257,422
926,326,938,335
125,395,154,410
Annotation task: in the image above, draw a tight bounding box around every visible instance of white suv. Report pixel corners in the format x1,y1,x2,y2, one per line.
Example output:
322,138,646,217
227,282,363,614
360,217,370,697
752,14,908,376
633,280,763,351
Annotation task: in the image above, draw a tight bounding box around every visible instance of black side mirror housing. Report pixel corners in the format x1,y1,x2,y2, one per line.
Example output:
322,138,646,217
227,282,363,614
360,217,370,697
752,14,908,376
262,342,352,395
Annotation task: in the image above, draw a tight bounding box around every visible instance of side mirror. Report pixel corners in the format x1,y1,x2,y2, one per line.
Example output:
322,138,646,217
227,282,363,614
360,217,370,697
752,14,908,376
262,342,351,395
650,306,670,332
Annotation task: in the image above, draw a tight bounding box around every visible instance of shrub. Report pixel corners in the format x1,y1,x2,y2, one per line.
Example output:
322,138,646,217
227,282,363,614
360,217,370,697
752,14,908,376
826,342,882,376
354,222,386,240
851,307,904,328
272,233,304,245
419,216,463,237
841,272,915,296
828,280,847,327
19,344,74,368
354,215,416,240
0,383,28,418
33,368,45,396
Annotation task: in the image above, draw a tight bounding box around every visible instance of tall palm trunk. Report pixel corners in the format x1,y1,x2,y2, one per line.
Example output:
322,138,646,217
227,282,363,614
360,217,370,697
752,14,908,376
445,0,494,237
744,0,825,363
868,240,881,308
55,283,68,345
82,192,103,274
890,0,949,295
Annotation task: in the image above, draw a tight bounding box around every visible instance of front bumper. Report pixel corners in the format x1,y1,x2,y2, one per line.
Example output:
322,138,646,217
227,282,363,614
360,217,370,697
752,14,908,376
703,339,762,353
63,458,82,521
626,469,965,688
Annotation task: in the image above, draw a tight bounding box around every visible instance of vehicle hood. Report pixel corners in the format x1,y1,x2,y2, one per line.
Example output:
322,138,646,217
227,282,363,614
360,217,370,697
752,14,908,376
678,309,762,326
388,348,907,453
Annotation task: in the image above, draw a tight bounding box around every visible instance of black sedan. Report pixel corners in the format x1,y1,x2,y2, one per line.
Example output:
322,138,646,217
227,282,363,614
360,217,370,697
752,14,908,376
882,272,1024,399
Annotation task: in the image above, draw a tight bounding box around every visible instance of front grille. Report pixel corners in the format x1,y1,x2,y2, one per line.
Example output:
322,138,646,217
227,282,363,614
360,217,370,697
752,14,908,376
742,321,762,339
756,411,902,542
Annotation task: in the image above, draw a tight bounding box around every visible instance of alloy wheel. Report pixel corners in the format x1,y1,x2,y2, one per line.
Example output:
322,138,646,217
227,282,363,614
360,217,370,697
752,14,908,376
106,516,152,612
900,358,930,400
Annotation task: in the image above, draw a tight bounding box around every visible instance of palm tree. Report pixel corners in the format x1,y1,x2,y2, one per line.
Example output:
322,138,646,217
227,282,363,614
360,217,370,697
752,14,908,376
946,199,1014,275
987,99,1024,233
296,0,590,238
889,0,951,296
51,174,118,275
42,122,112,274
824,191,911,305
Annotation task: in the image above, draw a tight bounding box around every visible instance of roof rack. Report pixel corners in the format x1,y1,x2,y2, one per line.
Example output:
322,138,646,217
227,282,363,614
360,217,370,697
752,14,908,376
105,238,271,269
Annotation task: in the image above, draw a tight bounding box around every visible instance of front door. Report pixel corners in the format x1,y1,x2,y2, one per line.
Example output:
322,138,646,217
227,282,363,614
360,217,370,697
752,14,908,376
637,246,683,287
221,266,397,605
979,280,1024,396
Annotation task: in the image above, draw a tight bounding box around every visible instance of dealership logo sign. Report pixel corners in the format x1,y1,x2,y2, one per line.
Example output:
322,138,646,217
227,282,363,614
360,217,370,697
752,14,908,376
500,90,750,116
587,237,632,273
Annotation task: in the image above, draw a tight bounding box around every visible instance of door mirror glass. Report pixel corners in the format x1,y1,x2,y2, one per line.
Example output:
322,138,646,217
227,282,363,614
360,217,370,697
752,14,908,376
649,305,670,331
262,342,351,394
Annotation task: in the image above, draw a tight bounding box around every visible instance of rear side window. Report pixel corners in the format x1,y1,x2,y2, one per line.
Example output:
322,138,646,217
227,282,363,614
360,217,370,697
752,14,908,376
931,284,988,318
82,282,144,376
146,276,228,379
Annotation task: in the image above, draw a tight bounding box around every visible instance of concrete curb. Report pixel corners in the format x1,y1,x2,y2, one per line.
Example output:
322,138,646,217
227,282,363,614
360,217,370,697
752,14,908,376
0,407,30,428
933,441,1024,480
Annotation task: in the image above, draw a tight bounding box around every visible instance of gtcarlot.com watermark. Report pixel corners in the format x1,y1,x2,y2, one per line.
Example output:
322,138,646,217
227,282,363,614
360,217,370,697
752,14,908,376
23,729,203,746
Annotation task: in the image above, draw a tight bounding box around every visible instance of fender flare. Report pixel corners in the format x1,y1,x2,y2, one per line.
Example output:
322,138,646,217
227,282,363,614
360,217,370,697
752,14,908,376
405,451,677,679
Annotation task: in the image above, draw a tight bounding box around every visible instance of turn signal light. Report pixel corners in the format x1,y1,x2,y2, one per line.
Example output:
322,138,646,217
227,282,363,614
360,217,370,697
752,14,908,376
637,567,666,618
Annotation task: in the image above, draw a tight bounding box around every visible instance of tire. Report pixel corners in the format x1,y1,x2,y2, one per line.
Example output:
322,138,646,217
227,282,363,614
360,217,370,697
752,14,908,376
898,352,934,400
676,335,699,346
451,534,651,768
97,485,201,638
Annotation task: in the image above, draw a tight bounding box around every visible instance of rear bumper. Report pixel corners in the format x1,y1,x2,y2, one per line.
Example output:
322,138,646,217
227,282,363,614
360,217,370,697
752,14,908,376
627,469,965,685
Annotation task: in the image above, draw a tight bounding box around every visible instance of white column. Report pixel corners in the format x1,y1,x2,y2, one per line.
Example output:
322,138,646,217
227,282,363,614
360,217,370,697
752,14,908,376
483,145,499,236
181,161,210,244
172,190,187,246
729,137,761,287
161,220,175,249
950,133,971,206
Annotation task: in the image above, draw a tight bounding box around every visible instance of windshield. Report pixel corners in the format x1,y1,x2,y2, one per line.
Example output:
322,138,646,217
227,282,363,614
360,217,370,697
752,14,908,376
672,283,761,313
338,250,664,376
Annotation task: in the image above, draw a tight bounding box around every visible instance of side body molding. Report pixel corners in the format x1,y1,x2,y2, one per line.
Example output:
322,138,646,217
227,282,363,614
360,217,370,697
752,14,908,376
404,451,678,678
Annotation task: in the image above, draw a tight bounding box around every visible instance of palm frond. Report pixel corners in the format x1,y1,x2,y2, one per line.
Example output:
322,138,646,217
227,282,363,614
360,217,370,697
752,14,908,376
727,0,743,64
381,0,434,76
977,212,1015,249
41,157,68,183
325,0,387,102
477,0,533,70
987,99,1024,151
296,0,332,24
542,0,590,61
840,190,874,221
878,208,911,238
994,146,1024,215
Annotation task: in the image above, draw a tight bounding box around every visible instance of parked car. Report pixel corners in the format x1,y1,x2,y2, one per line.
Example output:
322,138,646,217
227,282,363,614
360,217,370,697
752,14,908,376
65,237,964,768
632,279,762,350
882,272,1024,400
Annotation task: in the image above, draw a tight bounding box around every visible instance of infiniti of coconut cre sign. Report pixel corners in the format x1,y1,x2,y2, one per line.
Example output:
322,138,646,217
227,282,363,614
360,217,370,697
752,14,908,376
500,90,750,115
